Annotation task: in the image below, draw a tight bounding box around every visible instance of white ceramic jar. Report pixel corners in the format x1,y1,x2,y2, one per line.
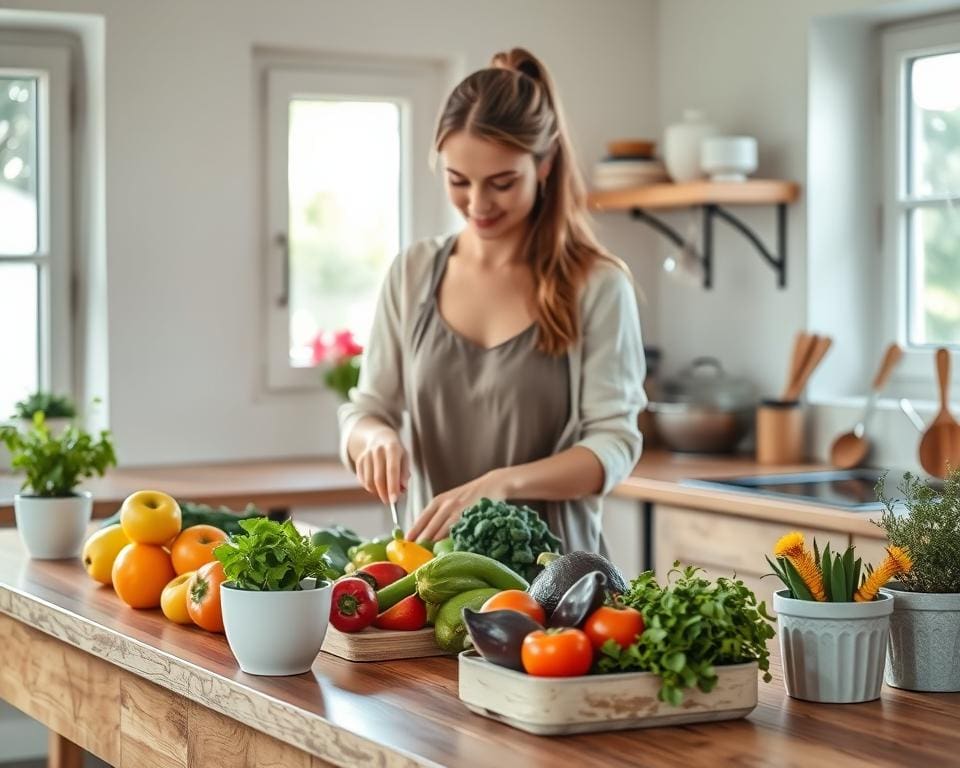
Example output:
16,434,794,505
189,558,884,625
663,110,718,183
701,136,758,181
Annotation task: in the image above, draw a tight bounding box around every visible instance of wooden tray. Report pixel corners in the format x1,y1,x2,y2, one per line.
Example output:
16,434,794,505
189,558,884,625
458,651,758,735
320,625,449,662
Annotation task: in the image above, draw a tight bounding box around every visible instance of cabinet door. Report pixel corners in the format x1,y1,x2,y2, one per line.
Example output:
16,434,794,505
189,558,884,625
654,505,849,613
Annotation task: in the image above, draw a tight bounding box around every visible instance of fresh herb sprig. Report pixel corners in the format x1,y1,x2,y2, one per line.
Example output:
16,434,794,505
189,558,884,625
214,518,336,591
875,470,960,593
597,564,775,706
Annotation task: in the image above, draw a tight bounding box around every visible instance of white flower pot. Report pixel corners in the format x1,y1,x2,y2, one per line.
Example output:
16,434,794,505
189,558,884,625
774,589,893,703
663,109,718,183
14,492,93,559
18,417,73,435
884,584,960,692
221,580,332,676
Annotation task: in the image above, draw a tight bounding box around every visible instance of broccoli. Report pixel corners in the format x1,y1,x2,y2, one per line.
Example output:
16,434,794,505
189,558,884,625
450,498,562,580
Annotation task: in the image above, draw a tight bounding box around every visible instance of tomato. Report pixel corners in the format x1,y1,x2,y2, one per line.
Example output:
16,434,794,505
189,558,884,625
521,628,593,677
170,524,228,575
480,589,546,625
330,577,378,632
357,561,408,590
187,561,226,633
120,490,182,545
160,572,194,624
375,594,428,631
583,605,645,650
112,543,176,609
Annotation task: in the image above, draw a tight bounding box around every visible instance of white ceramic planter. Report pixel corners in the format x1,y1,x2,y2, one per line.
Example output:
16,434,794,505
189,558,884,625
663,109,718,183
221,580,332,676
884,584,960,692
774,589,893,703
701,136,758,181
17,417,73,435
14,492,93,559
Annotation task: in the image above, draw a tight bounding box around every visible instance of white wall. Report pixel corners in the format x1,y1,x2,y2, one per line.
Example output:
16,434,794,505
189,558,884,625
1,0,660,467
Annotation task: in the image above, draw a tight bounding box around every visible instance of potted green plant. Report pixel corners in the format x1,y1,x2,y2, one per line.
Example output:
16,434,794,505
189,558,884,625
13,391,77,435
767,532,911,703
0,413,117,559
876,471,960,692
215,518,336,676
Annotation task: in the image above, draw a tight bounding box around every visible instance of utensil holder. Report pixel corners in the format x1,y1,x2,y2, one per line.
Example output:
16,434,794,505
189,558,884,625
756,399,805,465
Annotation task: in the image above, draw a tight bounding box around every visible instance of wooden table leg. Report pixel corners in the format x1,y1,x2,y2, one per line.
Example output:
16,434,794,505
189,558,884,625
47,730,84,768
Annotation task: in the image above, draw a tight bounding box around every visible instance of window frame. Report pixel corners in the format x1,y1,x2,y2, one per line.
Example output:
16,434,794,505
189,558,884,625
260,58,447,392
880,16,960,399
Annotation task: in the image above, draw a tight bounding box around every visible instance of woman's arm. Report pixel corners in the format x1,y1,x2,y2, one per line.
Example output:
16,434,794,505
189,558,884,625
406,447,603,542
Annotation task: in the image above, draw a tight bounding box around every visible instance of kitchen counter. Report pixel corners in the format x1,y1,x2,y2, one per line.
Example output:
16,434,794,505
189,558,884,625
1,528,958,768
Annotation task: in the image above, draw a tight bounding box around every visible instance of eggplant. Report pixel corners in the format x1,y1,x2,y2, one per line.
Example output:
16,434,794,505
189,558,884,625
548,571,607,628
462,608,543,670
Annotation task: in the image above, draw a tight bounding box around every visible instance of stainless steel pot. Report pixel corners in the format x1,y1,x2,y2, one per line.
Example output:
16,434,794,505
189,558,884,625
647,357,756,454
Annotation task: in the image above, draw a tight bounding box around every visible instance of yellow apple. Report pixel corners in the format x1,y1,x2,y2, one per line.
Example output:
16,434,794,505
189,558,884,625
160,571,194,624
120,489,182,544
81,524,131,585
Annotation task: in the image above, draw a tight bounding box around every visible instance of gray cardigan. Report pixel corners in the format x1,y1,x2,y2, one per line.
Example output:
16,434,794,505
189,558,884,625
338,236,647,553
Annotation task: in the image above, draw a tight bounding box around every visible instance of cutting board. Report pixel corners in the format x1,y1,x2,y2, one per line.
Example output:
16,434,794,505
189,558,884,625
320,625,450,662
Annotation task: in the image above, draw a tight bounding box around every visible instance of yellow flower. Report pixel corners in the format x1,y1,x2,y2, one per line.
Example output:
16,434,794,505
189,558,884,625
855,545,913,603
773,531,826,601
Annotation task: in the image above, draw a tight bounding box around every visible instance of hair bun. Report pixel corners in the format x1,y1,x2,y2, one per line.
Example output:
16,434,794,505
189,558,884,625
491,48,543,83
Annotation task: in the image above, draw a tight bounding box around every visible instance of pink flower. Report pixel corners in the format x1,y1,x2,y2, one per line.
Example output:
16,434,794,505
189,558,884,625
309,329,363,366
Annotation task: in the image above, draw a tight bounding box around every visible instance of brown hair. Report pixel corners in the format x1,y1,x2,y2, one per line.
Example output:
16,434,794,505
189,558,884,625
434,47,623,356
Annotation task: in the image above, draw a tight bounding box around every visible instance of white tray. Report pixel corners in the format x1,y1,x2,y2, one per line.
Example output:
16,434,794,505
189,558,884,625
458,650,758,735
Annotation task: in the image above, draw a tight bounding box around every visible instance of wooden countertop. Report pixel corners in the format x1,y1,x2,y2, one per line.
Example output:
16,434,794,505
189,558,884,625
0,450,885,537
1,530,958,767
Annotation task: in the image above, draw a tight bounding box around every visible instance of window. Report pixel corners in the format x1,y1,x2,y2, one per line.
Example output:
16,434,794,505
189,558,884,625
261,57,448,390
0,41,71,419
882,17,960,392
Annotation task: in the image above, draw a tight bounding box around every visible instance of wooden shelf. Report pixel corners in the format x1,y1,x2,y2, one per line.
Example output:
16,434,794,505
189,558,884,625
587,179,800,212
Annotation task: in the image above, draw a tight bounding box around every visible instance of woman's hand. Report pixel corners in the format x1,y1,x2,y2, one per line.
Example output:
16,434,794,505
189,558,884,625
355,427,408,505
407,470,508,542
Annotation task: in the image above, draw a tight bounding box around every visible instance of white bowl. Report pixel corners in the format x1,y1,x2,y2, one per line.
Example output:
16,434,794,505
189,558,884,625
700,136,758,182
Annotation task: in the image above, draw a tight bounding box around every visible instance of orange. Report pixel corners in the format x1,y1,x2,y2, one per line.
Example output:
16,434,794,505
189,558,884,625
112,543,176,609
170,525,228,575
480,589,547,625
187,561,227,633
119,489,182,545
161,572,195,624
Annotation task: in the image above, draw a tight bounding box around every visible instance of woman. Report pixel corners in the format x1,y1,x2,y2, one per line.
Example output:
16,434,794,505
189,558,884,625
338,48,646,553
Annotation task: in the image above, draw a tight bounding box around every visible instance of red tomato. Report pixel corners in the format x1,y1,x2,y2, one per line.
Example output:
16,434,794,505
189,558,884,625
330,577,378,632
521,628,593,677
375,594,428,631
187,561,226,633
583,605,645,650
357,561,408,590
480,590,546,625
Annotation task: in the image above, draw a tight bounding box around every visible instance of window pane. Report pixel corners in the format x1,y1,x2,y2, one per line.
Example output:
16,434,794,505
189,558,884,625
0,264,38,418
909,51,960,198
0,77,38,255
286,99,401,367
909,205,960,345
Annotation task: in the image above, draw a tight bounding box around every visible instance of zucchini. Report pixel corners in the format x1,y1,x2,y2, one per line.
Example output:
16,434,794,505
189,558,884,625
415,552,528,604
376,571,417,612
434,587,500,653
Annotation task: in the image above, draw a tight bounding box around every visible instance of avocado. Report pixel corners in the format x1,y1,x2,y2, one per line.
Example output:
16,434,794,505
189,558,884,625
527,551,627,613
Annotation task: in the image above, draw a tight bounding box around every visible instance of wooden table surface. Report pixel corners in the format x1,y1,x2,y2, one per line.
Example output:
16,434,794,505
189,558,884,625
2,530,959,767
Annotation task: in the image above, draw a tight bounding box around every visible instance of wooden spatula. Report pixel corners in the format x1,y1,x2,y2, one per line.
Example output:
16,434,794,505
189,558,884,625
918,348,960,479
784,336,833,402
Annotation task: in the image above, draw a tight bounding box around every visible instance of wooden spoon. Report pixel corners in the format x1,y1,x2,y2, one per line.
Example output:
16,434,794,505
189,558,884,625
783,336,833,402
781,332,815,401
829,343,903,469
918,348,960,479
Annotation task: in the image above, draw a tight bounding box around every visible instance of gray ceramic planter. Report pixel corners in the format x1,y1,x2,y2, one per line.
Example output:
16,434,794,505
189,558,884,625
883,585,960,692
774,589,893,703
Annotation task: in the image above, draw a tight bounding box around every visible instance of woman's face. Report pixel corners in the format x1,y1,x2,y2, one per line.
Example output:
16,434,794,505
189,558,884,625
440,131,542,242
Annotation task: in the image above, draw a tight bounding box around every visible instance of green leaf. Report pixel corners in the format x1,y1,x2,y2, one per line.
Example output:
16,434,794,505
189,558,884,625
813,538,820,567
843,547,856,600
781,557,815,601
820,543,832,602
852,557,862,592
831,555,848,602
664,652,686,672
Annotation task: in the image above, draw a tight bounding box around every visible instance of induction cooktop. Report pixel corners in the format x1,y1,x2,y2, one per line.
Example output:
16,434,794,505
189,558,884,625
682,469,933,511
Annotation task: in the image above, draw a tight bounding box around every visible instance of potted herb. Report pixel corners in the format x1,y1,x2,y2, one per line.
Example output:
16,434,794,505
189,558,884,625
876,471,960,692
215,518,336,676
13,391,77,435
0,413,116,559
767,532,911,703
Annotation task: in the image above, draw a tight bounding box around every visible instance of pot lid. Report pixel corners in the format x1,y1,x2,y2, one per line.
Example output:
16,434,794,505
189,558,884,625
661,357,755,409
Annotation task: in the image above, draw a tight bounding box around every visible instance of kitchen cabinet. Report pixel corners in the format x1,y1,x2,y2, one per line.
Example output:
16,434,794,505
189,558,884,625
653,504,883,611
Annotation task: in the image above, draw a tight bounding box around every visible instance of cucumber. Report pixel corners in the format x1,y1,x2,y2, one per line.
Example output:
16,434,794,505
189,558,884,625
375,571,418,612
415,552,528,604
434,587,500,653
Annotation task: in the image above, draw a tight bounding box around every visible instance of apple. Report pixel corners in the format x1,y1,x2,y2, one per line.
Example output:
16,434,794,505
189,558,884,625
119,489,182,544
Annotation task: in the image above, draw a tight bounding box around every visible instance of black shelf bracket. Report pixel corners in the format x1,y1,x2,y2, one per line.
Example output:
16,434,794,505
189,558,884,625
628,202,788,290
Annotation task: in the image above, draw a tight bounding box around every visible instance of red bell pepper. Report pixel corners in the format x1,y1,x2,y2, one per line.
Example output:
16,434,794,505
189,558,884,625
330,577,378,633
358,561,408,590
374,594,428,631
